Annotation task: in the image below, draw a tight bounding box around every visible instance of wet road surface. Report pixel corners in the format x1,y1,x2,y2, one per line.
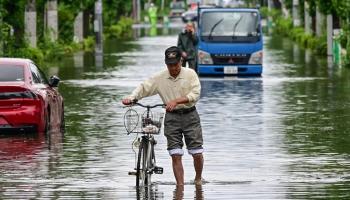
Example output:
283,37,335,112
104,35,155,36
1,28,350,199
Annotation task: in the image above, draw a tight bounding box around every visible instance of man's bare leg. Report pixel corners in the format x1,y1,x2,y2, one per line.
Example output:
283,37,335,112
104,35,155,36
172,155,184,185
193,153,204,184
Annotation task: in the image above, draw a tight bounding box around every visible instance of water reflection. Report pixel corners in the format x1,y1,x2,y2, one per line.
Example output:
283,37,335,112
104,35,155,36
136,185,163,200
2,28,350,198
74,51,84,68
172,185,204,200
95,52,104,68
201,77,263,99
200,78,264,125
0,134,45,161
134,184,205,200
0,132,64,199
173,185,184,200
305,49,312,64
149,25,158,37
195,185,204,200
132,26,182,38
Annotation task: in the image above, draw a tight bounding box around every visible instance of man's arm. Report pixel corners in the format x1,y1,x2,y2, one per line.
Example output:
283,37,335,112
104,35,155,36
185,70,201,102
192,33,198,46
122,76,158,105
177,34,184,51
166,97,189,111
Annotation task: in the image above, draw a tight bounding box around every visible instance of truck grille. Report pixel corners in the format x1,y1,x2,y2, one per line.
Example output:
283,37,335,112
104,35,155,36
211,53,250,65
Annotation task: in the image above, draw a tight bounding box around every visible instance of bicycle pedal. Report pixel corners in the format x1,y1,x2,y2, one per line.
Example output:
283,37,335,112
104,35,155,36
154,166,163,174
128,171,137,176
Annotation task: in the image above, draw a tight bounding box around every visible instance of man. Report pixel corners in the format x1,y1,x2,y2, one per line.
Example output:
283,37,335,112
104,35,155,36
177,22,198,71
148,3,157,27
122,46,204,186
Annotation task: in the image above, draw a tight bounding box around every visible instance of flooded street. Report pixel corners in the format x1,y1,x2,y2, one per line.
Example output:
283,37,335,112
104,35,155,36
1,27,350,199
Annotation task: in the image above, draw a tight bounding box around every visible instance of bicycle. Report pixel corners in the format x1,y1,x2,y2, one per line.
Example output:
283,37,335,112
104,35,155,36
123,101,165,187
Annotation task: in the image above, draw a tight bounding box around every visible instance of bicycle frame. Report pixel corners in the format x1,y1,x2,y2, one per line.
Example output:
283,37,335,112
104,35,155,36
137,134,156,186
126,101,165,187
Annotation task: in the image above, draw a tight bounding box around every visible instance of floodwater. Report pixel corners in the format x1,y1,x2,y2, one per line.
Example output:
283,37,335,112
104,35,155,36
1,26,350,199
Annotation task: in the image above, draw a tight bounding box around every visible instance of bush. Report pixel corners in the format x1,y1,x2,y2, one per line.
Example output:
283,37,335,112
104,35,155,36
83,36,95,52
14,47,45,65
105,17,133,39
271,14,327,55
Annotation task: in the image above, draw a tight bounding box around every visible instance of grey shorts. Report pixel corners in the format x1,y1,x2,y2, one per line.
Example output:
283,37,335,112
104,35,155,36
164,108,203,155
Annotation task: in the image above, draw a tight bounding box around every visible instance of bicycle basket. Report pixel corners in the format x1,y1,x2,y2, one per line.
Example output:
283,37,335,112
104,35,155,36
141,112,164,134
124,108,139,134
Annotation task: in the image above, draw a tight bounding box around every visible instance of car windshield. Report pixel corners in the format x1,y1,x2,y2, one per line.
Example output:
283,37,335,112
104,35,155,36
0,65,25,82
171,2,185,9
201,11,260,43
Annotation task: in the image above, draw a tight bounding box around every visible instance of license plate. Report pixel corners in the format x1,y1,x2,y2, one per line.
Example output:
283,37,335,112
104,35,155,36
224,66,238,74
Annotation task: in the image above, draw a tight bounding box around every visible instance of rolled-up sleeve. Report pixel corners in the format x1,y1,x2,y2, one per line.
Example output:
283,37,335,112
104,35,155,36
128,76,158,100
186,71,201,103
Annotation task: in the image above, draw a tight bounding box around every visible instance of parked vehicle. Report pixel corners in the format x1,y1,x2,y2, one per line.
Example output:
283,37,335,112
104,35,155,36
182,4,214,23
182,9,198,23
0,58,64,134
169,1,186,18
196,7,263,76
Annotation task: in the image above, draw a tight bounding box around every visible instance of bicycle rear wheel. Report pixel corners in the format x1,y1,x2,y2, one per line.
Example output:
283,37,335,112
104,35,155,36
136,138,153,187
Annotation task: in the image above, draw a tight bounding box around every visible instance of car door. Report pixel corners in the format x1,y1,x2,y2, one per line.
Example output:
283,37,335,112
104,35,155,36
38,66,63,128
29,63,59,129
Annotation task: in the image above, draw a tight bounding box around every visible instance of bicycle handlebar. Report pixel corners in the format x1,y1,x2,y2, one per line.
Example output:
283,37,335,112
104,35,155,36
130,99,166,108
134,102,166,108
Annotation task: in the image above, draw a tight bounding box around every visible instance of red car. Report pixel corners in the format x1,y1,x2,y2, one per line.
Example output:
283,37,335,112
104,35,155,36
0,58,64,134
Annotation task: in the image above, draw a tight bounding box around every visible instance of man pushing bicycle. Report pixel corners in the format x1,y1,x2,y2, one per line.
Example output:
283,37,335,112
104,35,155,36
122,46,204,186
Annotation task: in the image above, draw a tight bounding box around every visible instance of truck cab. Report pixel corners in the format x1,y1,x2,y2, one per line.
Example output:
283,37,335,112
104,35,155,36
197,7,263,76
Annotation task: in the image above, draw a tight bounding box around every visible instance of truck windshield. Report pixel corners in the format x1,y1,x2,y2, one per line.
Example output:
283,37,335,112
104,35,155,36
171,2,185,9
201,11,260,43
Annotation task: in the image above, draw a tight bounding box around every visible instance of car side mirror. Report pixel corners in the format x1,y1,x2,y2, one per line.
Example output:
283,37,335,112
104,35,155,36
49,75,60,87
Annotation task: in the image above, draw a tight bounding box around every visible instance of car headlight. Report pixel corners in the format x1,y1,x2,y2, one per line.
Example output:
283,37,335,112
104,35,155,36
249,50,263,64
198,49,213,64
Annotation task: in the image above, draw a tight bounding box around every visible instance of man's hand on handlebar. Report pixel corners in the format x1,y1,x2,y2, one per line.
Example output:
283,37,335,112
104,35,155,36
122,98,137,105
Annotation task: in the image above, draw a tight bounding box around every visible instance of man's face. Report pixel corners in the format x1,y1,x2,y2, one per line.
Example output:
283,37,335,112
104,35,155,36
167,61,182,77
186,24,194,33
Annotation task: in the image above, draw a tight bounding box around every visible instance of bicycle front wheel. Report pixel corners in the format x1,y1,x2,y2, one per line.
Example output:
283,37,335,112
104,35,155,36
136,138,153,187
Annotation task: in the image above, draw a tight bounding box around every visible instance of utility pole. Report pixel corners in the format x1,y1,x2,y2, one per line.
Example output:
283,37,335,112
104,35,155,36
137,0,141,22
267,0,273,34
327,14,333,56
133,0,136,21
133,0,140,22
316,5,324,37
94,0,103,54
74,2,84,43
304,1,312,34
161,0,165,11
24,0,37,47
292,0,300,26
46,0,58,41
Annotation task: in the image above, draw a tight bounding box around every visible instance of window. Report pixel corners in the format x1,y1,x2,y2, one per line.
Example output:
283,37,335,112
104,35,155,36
38,68,49,84
29,63,49,84
201,11,260,43
0,65,25,82
30,64,41,84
